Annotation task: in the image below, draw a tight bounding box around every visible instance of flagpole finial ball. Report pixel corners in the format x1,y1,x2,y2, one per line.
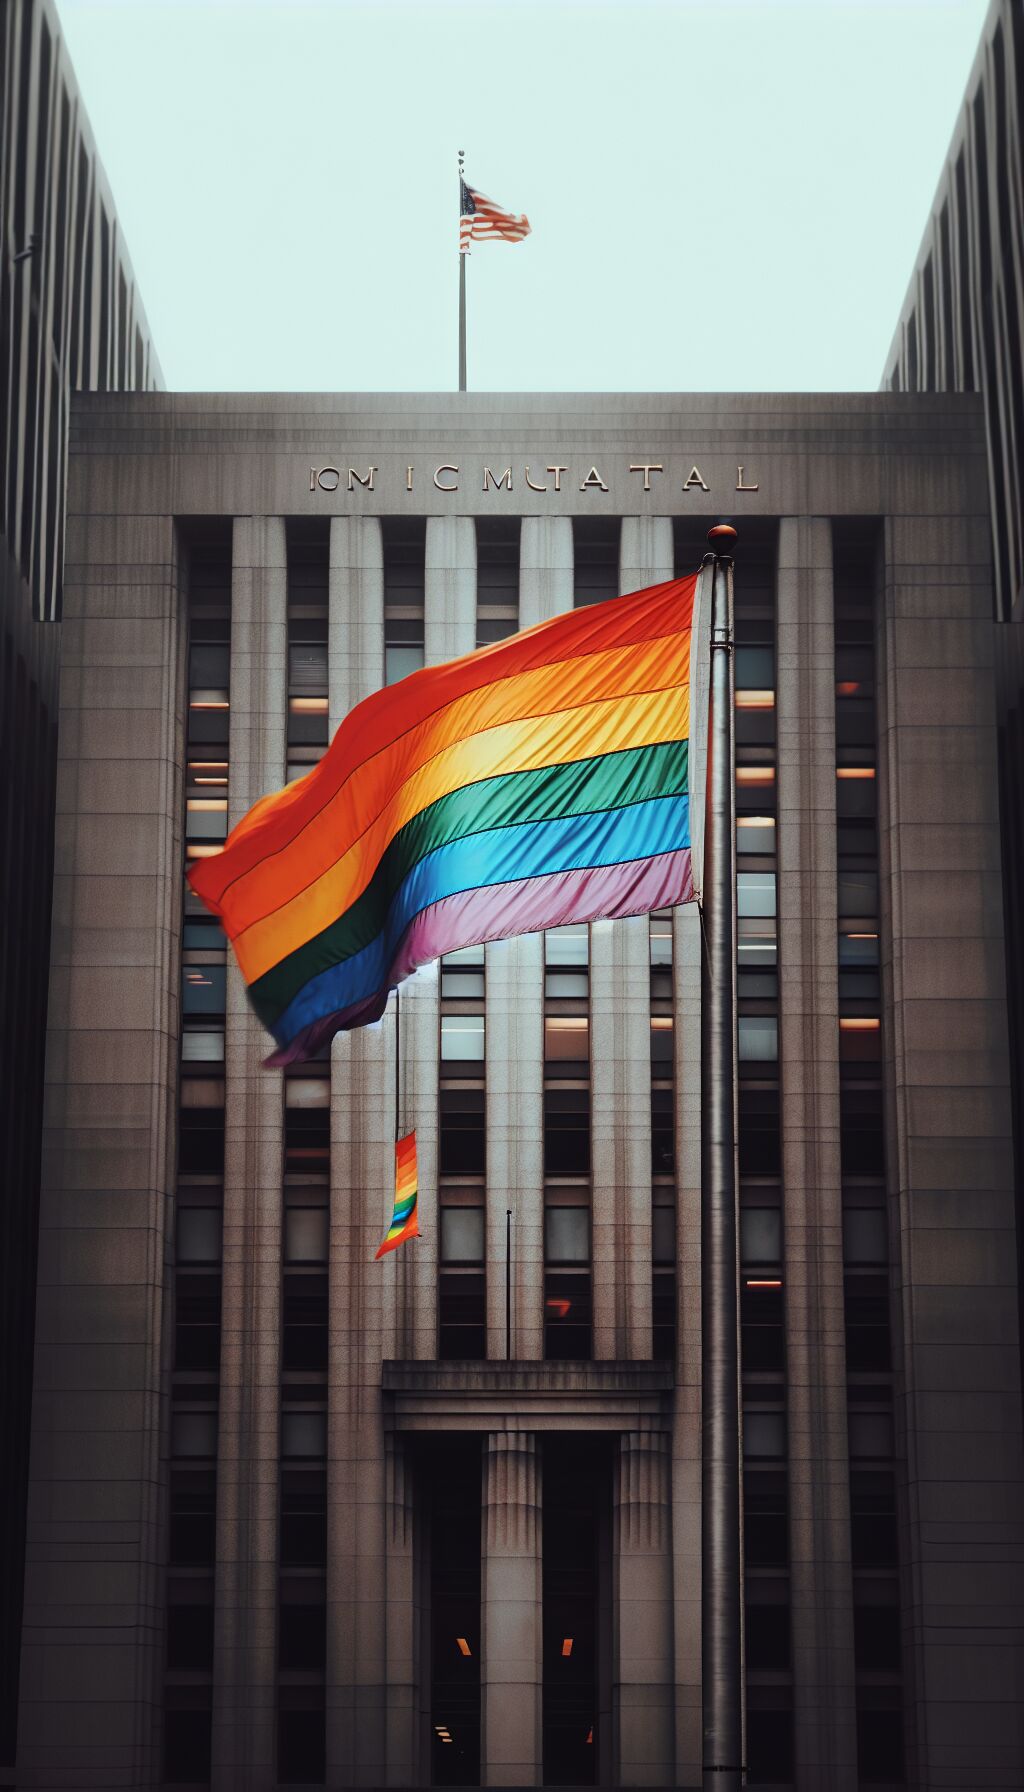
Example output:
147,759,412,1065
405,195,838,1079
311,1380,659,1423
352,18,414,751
707,523,738,549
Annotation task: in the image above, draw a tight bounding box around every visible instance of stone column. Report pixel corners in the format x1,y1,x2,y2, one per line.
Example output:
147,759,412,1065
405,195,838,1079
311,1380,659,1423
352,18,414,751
18,510,185,1790
384,1435,417,1787
326,516,394,1785
614,1430,675,1784
590,518,672,1359
776,518,857,1789
211,517,287,1791
481,1432,543,1786
671,898,703,1786
878,512,1024,1787
484,519,567,1360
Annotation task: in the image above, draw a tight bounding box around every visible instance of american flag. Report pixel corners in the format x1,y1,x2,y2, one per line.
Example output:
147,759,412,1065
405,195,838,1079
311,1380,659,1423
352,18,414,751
459,179,531,252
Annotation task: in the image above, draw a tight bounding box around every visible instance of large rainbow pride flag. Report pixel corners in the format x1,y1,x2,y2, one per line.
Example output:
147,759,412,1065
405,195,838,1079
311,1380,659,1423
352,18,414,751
187,573,700,1063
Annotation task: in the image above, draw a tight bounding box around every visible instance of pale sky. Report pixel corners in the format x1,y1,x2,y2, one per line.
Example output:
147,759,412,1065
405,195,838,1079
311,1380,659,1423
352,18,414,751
55,0,990,394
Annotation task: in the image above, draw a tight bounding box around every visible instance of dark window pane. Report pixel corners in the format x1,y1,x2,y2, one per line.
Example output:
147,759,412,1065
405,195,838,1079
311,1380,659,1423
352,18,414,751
544,1272,592,1361
279,1602,327,1673
439,1271,486,1360
440,1088,486,1177
278,1704,326,1784
166,1602,214,1672
163,1705,212,1784
282,1274,328,1371
746,1707,794,1784
544,1088,590,1178
745,1602,791,1672
856,1707,905,1783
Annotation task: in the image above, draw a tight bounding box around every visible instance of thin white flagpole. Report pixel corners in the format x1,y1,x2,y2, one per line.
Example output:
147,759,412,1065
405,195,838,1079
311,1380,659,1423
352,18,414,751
458,150,467,392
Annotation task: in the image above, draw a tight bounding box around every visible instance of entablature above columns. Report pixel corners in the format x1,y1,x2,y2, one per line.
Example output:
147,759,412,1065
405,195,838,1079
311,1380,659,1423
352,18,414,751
381,1359,674,1433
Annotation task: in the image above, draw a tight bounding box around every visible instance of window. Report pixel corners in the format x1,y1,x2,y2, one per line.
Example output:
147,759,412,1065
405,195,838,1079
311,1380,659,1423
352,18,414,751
544,1206,590,1264
844,1275,891,1372
738,1086,780,1177
740,1207,782,1267
440,1088,486,1176
280,1469,327,1568
743,1411,786,1460
438,1272,486,1359
842,1207,887,1265
544,1272,592,1361
651,1086,674,1176
850,1471,898,1568
440,1206,485,1265
476,518,520,643
284,1207,329,1265
174,1275,222,1372
182,965,226,1016
741,1283,785,1374
281,1410,327,1460
176,1208,222,1264
163,1696,212,1784
169,1468,217,1566
745,1596,791,1673
738,1016,778,1063
177,1111,224,1178
746,1703,794,1785
744,1471,788,1568
441,1014,485,1064
278,1694,326,1785
544,1088,590,1177
856,1703,905,1784
650,1016,673,1074
166,1583,214,1672
544,924,588,996
384,517,426,684
170,1411,218,1460
282,1274,328,1371
572,518,620,606
441,946,485,999
279,1584,327,1672
848,1411,894,1461
652,1269,676,1362
545,1015,589,1073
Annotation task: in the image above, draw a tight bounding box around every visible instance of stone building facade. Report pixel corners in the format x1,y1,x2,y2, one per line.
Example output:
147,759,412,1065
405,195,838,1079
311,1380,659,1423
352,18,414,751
0,3,161,1776
19,392,1024,1792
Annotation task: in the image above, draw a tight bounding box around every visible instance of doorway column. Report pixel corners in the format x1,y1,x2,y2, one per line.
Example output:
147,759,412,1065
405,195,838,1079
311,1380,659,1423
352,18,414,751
481,1430,543,1785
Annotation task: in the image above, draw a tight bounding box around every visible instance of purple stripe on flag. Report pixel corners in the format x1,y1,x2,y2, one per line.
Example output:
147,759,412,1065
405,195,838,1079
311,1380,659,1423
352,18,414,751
266,847,691,1066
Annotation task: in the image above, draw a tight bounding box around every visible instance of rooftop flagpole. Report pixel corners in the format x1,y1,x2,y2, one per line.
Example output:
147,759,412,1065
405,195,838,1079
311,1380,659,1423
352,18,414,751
700,522,744,1792
458,149,467,392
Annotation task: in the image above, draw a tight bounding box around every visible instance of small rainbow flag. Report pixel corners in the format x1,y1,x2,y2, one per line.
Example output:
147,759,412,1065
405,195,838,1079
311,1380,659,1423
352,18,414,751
375,1132,419,1260
188,574,700,1062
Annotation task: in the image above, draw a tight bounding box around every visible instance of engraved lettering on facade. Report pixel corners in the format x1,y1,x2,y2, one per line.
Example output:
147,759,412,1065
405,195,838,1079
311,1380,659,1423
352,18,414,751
579,466,609,492
524,466,548,492
347,466,377,492
406,465,414,492
629,463,664,492
736,465,759,491
316,466,341,492
483,467,513,492
433,465,459,491
682,464,710,492
546,465,567,492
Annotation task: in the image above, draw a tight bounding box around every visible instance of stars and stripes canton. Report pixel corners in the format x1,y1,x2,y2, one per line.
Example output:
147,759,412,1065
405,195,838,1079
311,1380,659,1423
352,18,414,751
459,179,530,252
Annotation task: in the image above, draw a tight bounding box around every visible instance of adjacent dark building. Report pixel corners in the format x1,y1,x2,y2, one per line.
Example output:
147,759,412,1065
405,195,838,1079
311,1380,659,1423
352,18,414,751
882,0,1024,1404
18,391,1023,1791
0,1,161,1781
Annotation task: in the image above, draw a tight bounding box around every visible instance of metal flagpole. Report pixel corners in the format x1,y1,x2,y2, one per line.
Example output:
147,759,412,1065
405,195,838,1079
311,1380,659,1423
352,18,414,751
505,1208,512,1360
700,522,743,1792
458,150,467,392
394,984,401,1141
